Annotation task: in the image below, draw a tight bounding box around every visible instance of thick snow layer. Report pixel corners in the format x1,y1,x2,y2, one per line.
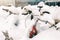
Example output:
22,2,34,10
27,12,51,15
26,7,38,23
0,31,5,40
30,28,60,40
0,2,60,40
40,14,55,25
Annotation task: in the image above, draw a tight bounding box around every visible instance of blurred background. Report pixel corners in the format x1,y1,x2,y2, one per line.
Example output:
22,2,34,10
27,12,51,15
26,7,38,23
0,0,60,7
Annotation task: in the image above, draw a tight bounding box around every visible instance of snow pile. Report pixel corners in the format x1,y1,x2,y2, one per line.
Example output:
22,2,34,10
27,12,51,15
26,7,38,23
0,1,60,40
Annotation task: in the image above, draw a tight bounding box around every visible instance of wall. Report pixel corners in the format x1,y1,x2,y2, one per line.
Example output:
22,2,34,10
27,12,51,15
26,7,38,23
0,0,15,6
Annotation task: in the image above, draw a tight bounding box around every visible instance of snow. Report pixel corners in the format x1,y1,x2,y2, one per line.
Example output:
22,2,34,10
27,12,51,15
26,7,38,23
30,28,60,40
38,1,45,7
0,1,60,40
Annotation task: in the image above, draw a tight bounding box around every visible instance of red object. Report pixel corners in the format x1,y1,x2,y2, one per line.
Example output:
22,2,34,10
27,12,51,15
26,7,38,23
32,25,37,35
29,25,37,38
29,31,33,38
